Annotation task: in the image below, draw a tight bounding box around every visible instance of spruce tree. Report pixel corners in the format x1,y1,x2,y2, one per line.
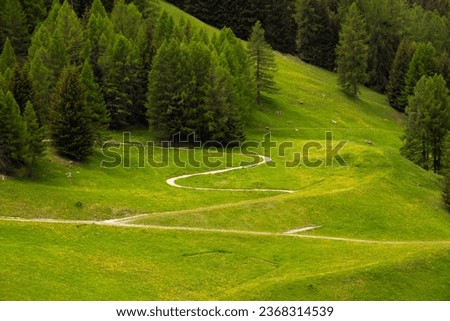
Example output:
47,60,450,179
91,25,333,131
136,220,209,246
336,3,369,97
111,0,143,41
147,39,186,138
28,46,52,125
438,51,450,89
0,38,17,75
248,21,277,105
81,59,109,142
86,0,114,79
443,136,450,210
204,53,245,143
54,0,88,66
213,28,255,121
387,39,417,112
404,42,437,99
9,64,34,114
0,0,29,57
23,101,44,176
99,34,142,128
153,11,175,50
50,66,94,160
402,75,450,172
0,90,28,174
20,0,47,34
295,0,336,70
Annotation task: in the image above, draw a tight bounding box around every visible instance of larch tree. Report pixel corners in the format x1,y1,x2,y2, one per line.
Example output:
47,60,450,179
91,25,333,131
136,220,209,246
0,90,28,174
336,3,369,97
50,66,94,160
23,100,44,176
387,39,417,112
28,46,52,125
9,64,34,114
402,75,450,172
404,42,437,98
99,34,142,129
0,38,17,75
0,0,29,57
295,0,336,70
81,59,109,142
248,21,277,105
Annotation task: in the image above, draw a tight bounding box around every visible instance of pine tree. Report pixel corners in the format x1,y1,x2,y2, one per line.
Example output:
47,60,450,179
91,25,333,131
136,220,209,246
111,0,143,41
81,59,109,142
0,90,28,174
213,28,255,121
0,38,17,75
387,39,417,112
443,135,450,210
336,3,369,97
28,46,52,125
0,0,29,57
153,11,175,50
438,51,450,89
9,64,34,114
23,101,44,176
99,34,142,128
134,0,160,20
86,0,114,80
404,42,437,98
50,66,94,160
204,53,245,143
402,75,450,172
54,0,88,66
20,0,47,34
295,0,337,70
147,39,186,138
248,21,277,105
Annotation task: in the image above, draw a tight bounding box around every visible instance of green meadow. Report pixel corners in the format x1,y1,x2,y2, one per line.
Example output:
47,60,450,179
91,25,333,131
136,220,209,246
0,1,449,300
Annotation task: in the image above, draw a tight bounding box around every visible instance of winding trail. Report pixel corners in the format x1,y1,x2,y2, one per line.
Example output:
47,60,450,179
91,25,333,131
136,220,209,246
166,155,295,193
1,216,450,245
1,153,449,246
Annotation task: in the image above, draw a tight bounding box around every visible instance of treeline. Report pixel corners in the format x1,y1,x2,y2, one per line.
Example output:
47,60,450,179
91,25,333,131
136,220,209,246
167,0,450,94
0,0,276,175
165,0,297,54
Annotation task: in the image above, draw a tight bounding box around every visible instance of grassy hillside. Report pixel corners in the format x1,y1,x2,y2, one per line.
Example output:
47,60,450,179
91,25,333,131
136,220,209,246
0,1,449,300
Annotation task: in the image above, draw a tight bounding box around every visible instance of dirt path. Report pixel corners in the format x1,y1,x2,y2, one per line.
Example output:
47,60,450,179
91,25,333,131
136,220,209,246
1,216,449,245
166,154,295,193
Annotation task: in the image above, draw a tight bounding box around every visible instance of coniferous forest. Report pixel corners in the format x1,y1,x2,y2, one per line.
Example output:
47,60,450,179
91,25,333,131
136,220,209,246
1,0,450,305
0,0,450,203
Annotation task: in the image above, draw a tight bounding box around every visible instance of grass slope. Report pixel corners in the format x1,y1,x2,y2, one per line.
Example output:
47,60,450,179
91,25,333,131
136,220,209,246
0,1,449,300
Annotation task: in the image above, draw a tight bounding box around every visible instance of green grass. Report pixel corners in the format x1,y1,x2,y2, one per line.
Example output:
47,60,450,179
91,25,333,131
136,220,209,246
0,1,449,300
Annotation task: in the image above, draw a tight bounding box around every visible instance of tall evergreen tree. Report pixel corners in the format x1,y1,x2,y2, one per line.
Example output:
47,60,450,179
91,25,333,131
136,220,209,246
443,135,450,210
50,66,94,160
387,39,417,112
28,47,52,125
147,39,186,139
248,21,277,105
0,0,29,57
336,3,369,96
0,38,17,75
213,28,255,121
295,0,337,70
54,0,88,66
111,0,143,41
404,42,437,98
402,75,450,172
438,50,450,88
23,100,44,176
81,59,109,142
0,90,28,174
99,34,142,128
86,0,114,80
153,10,175,50
20,0,47,34
9,64,34,114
